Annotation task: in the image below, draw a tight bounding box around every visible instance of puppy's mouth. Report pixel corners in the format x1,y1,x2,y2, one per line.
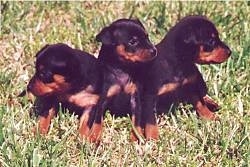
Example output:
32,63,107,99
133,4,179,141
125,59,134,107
116,45,157,63
28,82,55,97
17,89,36,102
27,75,71,97
196,45,231,64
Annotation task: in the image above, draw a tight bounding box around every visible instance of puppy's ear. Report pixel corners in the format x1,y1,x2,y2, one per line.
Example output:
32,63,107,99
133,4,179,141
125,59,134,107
177,35,198,61
96,27,113,45
180,32,197,48
35,44,50,57
133,18,145,29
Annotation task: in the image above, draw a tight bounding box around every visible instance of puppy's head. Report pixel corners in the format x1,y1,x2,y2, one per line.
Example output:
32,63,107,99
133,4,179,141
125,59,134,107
27,43,80,97
96,18,157,63
175,16,231,64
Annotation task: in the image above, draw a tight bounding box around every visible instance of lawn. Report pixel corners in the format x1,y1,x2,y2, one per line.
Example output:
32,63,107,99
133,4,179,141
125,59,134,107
0,1,249,166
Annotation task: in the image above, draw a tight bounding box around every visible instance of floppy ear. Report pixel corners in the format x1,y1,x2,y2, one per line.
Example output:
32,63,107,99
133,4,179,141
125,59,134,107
133,18,145,29
35,44,50,57
96,27,113,45
176,34,198,61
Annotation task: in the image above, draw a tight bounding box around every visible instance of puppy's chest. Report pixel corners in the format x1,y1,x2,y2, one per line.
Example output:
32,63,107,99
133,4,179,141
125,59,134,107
112,69,131,85
158,74,197,96
58,85,99,108
107,69,137,97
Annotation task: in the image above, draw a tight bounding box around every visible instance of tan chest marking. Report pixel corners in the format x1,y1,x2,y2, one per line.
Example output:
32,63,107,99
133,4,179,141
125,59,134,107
67,85,99,108
124,82,137,95
107,82,137,98
182,74,197,85
107,84,121,97
157,74,197,96
158,82,180,96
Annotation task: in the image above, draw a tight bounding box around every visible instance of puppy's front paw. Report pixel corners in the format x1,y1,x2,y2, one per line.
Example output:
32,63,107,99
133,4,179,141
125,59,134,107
130,126,144,143
145,124,159,141
88,123,102,143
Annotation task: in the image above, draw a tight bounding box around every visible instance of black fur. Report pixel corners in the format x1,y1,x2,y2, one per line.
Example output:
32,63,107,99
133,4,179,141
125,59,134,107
92,18,157,141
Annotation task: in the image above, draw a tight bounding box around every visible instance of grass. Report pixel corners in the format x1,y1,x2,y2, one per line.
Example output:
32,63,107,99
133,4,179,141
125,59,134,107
0,1,249,166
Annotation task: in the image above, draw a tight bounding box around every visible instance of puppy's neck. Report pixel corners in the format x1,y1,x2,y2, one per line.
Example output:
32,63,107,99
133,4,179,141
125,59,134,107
98,45,149,79
98,45,119,65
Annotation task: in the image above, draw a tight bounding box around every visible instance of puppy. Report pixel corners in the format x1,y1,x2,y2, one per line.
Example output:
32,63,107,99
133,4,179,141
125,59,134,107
25,43,102,139
89,18,157,142
141,15,231,139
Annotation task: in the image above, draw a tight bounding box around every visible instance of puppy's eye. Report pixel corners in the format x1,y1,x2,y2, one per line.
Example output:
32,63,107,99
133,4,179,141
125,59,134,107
128,38,139,46
209,38,216,46
38,71,53,83
203,38,217,52
203,44,214,52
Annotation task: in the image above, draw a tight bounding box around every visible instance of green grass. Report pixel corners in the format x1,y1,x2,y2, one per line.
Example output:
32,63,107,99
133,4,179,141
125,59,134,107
1,1,249,166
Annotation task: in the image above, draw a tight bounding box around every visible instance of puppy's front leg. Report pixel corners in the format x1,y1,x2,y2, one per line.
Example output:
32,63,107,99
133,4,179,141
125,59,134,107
129,91,145,143
33,97,58,134
143,94,159,140
38,107,56,134
88,96,108,143
79,107,94,139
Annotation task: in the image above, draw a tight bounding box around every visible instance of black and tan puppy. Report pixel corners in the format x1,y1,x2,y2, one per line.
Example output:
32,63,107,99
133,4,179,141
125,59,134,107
88,19,157,142
25,43,102,139
141,15,231,139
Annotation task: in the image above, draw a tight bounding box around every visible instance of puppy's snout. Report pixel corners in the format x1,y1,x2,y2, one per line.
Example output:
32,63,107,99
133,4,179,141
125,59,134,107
227,48,232,56
27,83,32,91
221,42,231,56
27,77,35,92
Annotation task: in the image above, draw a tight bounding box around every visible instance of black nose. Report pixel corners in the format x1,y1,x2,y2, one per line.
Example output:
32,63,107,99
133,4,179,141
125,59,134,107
27,83,32,91
227,48,232,56
27,77,35,91
222,42,231,56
